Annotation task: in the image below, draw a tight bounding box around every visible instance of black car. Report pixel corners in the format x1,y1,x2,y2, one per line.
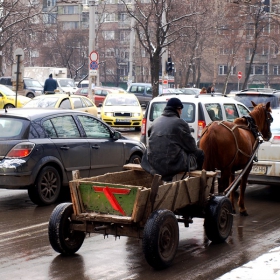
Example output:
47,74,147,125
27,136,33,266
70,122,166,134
0,108,145,206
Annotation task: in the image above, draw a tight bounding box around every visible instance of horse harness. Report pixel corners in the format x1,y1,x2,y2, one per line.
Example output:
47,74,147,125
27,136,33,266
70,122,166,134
201,115,263,168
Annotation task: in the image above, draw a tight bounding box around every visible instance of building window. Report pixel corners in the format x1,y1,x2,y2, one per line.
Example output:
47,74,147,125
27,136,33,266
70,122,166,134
120,31,130,42
47,0,56,7
248,64,268,75
273,66,279,75
62,5,79,15
218,65,236,75
103,31,115,40
219,48,233,55
43,13,57,24
104,13,116,22
119,13,128,22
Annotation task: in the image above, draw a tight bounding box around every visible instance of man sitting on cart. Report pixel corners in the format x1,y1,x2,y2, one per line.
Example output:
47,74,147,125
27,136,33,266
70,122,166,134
141,97,204,181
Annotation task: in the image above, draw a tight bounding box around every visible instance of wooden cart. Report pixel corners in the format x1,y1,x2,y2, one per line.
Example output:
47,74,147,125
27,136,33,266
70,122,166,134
48,164,233,270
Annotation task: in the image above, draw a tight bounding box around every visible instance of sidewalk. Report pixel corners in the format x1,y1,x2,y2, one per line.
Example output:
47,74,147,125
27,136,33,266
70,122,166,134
216,246,280,280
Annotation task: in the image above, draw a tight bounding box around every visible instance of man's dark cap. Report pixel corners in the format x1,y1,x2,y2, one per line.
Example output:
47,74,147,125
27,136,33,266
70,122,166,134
166,97,184,109
49,73,53,78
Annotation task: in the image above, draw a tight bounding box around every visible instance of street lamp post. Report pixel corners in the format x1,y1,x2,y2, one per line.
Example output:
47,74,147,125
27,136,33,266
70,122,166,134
88,0,98,102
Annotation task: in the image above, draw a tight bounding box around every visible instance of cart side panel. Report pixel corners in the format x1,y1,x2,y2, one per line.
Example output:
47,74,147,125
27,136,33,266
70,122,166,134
153,177,201,211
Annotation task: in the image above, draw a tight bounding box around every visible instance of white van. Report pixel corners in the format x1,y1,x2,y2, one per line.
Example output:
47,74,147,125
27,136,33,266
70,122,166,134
140,94,251,145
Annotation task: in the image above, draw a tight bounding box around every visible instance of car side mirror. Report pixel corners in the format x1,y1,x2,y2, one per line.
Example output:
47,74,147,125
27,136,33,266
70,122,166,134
113,131,121,140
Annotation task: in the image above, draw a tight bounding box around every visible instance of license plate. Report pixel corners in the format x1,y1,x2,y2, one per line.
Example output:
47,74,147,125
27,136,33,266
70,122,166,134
116,119,130,122
251,165,267,175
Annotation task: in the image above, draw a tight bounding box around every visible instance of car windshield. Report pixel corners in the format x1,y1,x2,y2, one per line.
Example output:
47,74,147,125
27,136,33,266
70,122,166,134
23,97,59,108
105,94,139,106
24,79,42,87
234,94,279,110
0,85,16,96
58,79,75,87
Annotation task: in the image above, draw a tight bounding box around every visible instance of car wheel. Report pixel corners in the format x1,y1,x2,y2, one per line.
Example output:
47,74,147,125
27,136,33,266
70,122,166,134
27,92,35,98
28,166,61,206
128,154,142,164
49,203,85,255
142,209,179,269
4,104,15,109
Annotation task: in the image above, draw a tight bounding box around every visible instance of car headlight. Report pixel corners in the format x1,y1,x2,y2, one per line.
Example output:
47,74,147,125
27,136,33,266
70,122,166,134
132,112,141,117
105,112,114,117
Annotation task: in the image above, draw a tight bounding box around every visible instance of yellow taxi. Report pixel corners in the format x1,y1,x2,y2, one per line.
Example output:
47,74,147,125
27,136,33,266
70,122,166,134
100,92,143,131
23,93,98,116
0,85,31,109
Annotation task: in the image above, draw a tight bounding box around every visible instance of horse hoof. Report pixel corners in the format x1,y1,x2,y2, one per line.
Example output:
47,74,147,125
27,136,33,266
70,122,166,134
240,211,248,216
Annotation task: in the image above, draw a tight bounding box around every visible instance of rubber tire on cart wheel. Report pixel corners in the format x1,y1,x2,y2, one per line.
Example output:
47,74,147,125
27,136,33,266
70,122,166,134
48,203,85,255
142,209,179,270
28,166,61,206
204,196,233,243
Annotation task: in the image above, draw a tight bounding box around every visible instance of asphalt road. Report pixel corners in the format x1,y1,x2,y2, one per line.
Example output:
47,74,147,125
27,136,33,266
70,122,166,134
0,130,280,280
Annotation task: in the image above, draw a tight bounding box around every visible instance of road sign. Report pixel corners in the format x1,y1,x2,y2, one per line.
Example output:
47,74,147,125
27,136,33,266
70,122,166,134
90,61,99,70
238,71,242,80
89,51,99,62
89,70,98,76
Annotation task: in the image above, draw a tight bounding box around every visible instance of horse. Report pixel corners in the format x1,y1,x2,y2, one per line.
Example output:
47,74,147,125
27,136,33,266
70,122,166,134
200,101,273,216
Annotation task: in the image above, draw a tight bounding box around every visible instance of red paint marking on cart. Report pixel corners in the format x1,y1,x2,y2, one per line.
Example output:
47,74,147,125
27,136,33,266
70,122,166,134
93,186,131,216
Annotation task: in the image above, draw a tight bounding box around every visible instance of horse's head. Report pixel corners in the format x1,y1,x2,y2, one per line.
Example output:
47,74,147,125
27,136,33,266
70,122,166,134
251,101,273,141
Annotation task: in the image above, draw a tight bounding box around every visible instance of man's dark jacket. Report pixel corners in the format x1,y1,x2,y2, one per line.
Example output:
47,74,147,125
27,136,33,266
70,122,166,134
44,78,58,92
141,106,198,180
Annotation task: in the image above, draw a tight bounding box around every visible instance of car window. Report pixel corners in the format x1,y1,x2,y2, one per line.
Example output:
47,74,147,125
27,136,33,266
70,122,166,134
146,87,152,94
205,103,223,121
59,98,72,109
78,115,111,138
234,94,279,109
44,116,81,138
82,97,93,107
71,97,84,109
181,104,195,122
224,104,239,121
43,119,57,138
0,118,25,139
237,104,250,116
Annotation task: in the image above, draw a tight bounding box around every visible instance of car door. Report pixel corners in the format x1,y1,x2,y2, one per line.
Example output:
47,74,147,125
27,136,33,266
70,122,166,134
42,115,91,180
77,114,124,176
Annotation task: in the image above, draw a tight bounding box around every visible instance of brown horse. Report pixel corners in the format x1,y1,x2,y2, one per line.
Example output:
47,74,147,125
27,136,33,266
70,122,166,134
200,101,273,216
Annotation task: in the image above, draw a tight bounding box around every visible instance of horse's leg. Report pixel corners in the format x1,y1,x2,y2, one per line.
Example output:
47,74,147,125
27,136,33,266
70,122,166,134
228,171,238,214
220,170,236,213
238,172,250,216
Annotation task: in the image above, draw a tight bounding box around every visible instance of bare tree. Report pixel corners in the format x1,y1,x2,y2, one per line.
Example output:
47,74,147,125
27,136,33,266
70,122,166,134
0,0,42,75
121,0,200,98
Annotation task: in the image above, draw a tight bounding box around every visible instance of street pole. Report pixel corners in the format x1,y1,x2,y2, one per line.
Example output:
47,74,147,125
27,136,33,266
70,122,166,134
88,0,97,103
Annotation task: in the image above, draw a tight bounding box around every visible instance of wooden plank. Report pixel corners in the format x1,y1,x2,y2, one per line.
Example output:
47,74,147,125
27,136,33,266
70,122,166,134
131,187,150,223
69,181,82,215
75,212,134,224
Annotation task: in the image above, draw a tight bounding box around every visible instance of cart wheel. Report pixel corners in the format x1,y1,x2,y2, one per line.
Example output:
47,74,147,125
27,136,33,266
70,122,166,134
142,209,179,270
48,203,85,255
204,196,233,243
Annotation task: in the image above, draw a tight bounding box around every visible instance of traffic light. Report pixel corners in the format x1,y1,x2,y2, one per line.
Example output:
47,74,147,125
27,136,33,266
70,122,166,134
166,61,172,74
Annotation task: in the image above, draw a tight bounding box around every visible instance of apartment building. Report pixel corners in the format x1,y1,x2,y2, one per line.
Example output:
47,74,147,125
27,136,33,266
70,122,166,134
40,0,280,92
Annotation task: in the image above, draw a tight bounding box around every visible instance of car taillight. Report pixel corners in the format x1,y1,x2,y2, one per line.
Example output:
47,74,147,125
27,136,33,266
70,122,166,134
6,142,35,158
141,118,147,135
271,135,280,144
197,120,206,138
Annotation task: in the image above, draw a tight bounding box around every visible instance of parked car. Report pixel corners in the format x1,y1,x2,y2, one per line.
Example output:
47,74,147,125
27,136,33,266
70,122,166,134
100,92,143,131
0,76,44,98
0,85,31,109
248,108,280,185
180,88,201,95
140,94,251,145
76,80,89,88
75,86,120,105
23,93,98,116
127,83,163,107
0,108,145,205
55,78,78,94
233,91,280,110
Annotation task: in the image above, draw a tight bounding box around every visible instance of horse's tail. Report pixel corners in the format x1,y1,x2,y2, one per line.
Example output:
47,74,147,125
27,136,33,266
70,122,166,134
200,122,219,171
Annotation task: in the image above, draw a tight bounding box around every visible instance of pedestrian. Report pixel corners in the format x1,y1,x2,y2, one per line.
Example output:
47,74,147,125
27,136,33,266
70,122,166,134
141,97,204,181
200,87,207,94
207,86,212,93
43,73,58,94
